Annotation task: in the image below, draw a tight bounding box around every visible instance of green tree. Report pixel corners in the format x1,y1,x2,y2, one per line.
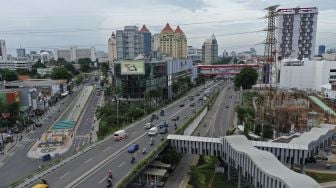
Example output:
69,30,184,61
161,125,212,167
234,67,258,89
78,58,91,72
51,67,72,81
0,69,18,81
101,62,109,77
64,62,79,75
212,57,232,65
31,61,46,75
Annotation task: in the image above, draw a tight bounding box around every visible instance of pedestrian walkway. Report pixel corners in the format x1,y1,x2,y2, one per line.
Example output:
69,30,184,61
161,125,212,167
309,96,336,116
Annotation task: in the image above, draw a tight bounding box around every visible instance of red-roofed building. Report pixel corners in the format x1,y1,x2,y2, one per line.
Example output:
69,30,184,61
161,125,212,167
140,24,150,33
159,23,187,59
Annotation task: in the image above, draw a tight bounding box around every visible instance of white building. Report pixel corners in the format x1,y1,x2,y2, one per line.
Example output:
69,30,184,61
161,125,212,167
187,46,202,62
279,59,336,91
151,33,160,52
55,46,96,62
277,7,318,59
201,34,218,65
108,32,117,63
40,51,51,64
0,60,32,70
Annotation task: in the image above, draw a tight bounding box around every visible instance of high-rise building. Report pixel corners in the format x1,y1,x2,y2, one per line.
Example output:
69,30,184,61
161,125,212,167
16,48,26,58
201,34,218,65
0,40,7,61
318,45,326,55
277,7,318,59
151,34,160,52
139,25,151,57
223,50,229,57
187,46,202,62
159,23,187,59
108,32,117,62
55,46,96,62
116,26,143,60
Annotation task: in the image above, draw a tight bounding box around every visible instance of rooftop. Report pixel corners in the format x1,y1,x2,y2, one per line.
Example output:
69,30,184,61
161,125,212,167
5,79,67,88
226,135,320,188
174,25,184,34
139,24,150,32
167,134,222,144
161,23,174,33
290,124,335,145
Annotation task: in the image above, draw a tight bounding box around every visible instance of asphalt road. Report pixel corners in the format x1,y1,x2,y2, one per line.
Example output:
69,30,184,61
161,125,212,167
0,86,84,188
29,81,219,188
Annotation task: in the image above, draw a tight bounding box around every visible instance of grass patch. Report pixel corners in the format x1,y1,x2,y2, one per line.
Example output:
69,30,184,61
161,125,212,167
305,171,336,183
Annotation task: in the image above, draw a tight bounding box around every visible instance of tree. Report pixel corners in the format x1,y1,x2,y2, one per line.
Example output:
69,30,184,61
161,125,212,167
51,67,72,81
234,67,258,89
0,69,18,81
212,57,232,65
78,58,91,72
101,62,109,77
64,62,79,75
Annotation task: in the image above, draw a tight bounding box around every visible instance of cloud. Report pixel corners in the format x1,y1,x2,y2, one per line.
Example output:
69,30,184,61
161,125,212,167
156,0,209,12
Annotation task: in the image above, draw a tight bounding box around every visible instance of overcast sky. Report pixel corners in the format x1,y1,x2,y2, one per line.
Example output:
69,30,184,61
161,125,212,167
1,0,336,56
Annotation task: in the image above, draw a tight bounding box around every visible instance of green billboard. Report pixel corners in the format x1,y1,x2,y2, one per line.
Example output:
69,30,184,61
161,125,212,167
121,60,145,75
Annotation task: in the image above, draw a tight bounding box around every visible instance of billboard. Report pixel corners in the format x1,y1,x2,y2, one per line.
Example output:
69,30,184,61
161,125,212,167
121,61,145,75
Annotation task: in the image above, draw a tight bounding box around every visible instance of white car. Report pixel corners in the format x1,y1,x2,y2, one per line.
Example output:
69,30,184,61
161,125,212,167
148,127,158,136
144,123,154,129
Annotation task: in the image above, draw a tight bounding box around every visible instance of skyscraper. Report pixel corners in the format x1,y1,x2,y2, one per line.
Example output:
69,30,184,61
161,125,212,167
277,7,318,59
318,45,326,55
139,25,151,57
0,39,7,61
108,32,117,62
17,48,26,58
159,23,187,59
201,34,218,65
116,26,143,60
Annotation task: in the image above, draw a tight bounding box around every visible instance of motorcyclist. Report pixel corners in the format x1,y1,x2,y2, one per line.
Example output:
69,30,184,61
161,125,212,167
107,176,113,187
142,148,147,154
131,155,135,163
150,137,154,145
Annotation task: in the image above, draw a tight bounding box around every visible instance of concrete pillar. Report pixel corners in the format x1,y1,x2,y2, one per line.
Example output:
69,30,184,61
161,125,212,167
227,164,231,181
300,163,305,174
238,167,241,188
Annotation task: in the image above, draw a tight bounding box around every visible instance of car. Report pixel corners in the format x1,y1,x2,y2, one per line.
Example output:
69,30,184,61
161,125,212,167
179,103,185,107
42,154,51,161
144,123,154,129
160,110,165,116
190,103,195,107
226,105,230,108
159,121,168,128
148,127,158,136
151,114,158,121
113,130,128,141
127,143,139,153
159,127,167,134
172,115,179,121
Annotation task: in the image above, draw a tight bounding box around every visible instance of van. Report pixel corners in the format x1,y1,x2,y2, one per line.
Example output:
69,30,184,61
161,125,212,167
148,127,158,136
113,130,128,141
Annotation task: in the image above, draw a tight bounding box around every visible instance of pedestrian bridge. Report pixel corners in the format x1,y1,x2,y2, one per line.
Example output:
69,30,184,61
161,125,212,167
167,124,335,188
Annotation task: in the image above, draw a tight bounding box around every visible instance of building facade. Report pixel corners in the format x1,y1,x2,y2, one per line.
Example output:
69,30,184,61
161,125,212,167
187,46,202,62
318,45,326,55
151,34,160,52
108,32,117,63
55,46,96,62
0,40,7,61
116,26,143,60
139,25,151,57
16,48,26,58
201,34,218,65
277,7,318,59
279,59,336,91
159,23,187,59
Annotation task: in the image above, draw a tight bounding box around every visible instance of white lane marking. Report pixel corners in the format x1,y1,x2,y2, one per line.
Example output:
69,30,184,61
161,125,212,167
98,176,106,184
118,161,126,167
84,157,93,164
60,171,70,179
103,146,111,152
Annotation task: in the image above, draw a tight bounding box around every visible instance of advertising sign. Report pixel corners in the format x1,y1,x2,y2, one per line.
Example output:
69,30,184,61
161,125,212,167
121,61,145,75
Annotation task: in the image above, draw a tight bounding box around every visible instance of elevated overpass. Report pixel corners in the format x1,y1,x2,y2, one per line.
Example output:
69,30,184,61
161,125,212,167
197,64,259,76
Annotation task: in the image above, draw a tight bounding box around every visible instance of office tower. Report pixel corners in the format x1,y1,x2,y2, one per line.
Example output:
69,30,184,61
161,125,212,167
277,7,318,59
139,25,151,57
108,32,117,62
16,48,26,58
116,26,143,60
0,40,7,61
201,34,218,64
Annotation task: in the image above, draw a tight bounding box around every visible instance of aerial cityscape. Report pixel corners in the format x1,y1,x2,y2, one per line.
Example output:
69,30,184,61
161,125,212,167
1,0,336,188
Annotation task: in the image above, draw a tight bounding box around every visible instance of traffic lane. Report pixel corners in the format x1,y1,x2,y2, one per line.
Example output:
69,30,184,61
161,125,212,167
31,82,215,186
75,90,213,187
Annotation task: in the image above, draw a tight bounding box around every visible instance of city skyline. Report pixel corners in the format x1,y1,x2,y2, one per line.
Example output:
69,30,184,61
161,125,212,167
0,0,336,56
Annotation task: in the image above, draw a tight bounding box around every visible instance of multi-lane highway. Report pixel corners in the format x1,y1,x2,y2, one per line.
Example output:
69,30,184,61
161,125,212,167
0,86,84,188
26,81,220,188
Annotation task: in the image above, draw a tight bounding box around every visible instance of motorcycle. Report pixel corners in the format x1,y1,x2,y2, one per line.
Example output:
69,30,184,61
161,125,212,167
131,156,135,164
106,177,113,187
142,148,147,154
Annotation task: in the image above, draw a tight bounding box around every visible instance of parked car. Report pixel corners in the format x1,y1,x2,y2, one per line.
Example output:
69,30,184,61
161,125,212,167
128,143,139,153
172,115,179,121
144,123,154,129
148,127,158,136
159,127,167,134
113,130,128,141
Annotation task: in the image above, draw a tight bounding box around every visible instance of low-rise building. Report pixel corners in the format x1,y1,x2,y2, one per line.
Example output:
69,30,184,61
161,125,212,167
37,67,53,77
0,60,33,70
